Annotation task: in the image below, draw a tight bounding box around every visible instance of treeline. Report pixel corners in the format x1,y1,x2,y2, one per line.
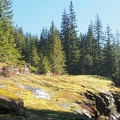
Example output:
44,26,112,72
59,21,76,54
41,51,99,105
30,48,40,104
0,0,120,84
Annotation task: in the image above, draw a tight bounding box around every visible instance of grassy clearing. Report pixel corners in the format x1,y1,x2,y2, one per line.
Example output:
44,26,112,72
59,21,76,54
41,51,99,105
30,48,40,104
0,74,120,119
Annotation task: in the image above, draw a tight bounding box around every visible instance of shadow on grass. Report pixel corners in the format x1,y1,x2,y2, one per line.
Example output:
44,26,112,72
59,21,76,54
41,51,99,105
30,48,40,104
20,108,92,120
0,97,93,120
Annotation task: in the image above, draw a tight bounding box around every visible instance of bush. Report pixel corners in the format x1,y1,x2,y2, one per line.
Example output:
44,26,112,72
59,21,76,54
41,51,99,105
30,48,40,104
29,65,37,73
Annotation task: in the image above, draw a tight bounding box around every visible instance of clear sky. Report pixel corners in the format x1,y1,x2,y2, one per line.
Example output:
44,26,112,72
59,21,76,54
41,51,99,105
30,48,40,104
12,0,120,35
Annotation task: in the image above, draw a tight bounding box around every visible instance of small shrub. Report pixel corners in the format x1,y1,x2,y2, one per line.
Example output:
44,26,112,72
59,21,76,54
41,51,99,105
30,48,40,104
29,65,37,73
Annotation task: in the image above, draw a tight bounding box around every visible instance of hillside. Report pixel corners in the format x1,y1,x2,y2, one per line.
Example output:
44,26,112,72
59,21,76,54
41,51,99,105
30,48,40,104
0,74,120,120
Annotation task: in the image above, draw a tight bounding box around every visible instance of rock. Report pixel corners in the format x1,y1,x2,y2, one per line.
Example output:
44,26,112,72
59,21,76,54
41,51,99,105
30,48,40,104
0,84,6,89
0,67,3,75
27,86,52,101
75,109,83,114
3,66,11,77
17,84,26,89
46,71,52,76
0,95,24,114
82,109,92,119
59,103,71,109
19,67,30,75
32,88,50,100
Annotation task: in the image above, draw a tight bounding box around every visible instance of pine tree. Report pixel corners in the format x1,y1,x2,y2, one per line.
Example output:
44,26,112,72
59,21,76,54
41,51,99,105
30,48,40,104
102,24,114,77
94,14,103,74
68,1,80,74
79,33,87,74
0,0,13,22
39,27,49,56
40,56,51,74
0,0,22,66
25,33,40,66
61,1,80,74
112,31,120,84
13,26,26,59
47,21,65,74
86,23,95,74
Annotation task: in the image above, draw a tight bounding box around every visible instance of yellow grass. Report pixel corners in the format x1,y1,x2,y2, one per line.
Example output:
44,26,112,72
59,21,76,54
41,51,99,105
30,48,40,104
0,74,119,114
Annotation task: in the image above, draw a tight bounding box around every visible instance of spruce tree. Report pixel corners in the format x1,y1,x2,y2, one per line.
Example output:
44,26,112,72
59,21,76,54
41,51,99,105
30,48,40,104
79,33,87,74
61,1,80,74
102,25,114,77
13,26,26,59
47,21,65,74
27,33,40,66
68,1,80,74
86,23,95,74
112,31,120,84
39,27,49,56
0,0,22,66
94,14,103,74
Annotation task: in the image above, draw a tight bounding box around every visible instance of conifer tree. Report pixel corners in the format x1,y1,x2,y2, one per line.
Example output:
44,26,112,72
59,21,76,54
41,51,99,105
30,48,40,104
112,31,120,84
61,1,80,74
86,23,95,74
13,26,26,58
0,0,22,66
39,27,49,56
79,33,87,74
47,21,65,74
102,25,114,77
68,1,80,74
94,14,103,74
25,33,40,66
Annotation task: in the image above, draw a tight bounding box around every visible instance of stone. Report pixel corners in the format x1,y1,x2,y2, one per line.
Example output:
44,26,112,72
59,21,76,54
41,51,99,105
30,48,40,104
17,84,26,89
0,95,24,114
0,67,3,75
59,103,71,109
28,86,52,101
0,84,6,89
32,88,50,100
75,109,83,114
82,109,92,119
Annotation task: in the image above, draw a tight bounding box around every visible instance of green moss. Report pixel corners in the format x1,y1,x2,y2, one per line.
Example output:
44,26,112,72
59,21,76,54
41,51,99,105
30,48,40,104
0,74,120,119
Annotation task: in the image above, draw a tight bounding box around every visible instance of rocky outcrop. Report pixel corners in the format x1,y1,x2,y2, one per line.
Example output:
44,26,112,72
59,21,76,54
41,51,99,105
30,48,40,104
84,91,120,120
26,86,51,100
0,66,30,77
0,95,24,114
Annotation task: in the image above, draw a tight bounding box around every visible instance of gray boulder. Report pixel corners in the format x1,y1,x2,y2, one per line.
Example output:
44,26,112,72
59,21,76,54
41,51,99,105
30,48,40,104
33,88,50,100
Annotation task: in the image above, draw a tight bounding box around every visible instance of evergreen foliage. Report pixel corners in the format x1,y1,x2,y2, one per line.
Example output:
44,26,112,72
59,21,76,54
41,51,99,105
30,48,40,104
94,14,104,75
102,25,114,77
61,1,80,74
0,0,22,66
1,0,120,85
47,21,65,74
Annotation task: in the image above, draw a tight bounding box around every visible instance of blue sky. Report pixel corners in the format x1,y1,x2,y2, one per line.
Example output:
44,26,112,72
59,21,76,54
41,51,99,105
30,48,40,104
12,0,120,35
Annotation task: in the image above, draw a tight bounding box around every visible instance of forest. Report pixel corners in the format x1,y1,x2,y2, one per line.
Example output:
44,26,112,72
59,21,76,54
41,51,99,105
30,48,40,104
0,0,120,85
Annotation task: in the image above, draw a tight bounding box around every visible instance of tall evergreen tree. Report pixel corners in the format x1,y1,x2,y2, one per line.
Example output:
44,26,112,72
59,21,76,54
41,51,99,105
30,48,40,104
39,27,49,56
112,31,120,84
0,0,22,66
94,14,103,74
61,1,80,74
0,0,13,22
47,21,65,74
68,1,80,74
86,23,95,74
13,26,26,58
25,33,40,66
79,33,87,74
102,25,114,77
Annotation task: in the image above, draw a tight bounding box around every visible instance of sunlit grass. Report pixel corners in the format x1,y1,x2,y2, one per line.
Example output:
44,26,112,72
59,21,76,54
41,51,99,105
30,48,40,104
0,73,119,114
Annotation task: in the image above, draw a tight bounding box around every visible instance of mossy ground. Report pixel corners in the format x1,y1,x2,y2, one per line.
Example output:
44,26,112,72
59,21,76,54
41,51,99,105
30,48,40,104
0,74,120,119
